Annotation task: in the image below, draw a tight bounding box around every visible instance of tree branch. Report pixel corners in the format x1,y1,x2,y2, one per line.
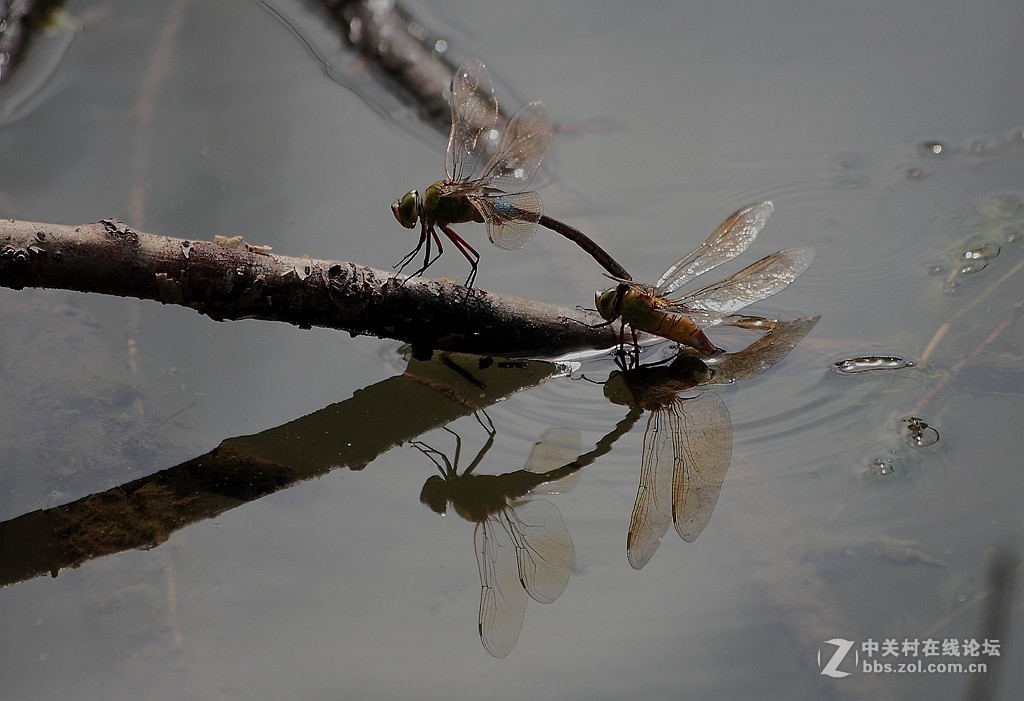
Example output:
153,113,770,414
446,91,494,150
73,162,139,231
0,217,620,357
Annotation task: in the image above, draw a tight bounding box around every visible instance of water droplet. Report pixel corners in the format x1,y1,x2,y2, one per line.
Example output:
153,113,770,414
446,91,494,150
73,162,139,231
927,264,945,276
833,356,916,374
1005,228,1022,244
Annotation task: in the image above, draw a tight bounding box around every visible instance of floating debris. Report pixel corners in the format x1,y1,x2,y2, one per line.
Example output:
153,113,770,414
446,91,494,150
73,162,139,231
899,416,940,448
832,356,916,374
958,242,1000,275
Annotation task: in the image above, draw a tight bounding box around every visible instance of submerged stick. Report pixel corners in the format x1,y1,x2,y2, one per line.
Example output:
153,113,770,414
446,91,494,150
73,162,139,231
0,217,619,357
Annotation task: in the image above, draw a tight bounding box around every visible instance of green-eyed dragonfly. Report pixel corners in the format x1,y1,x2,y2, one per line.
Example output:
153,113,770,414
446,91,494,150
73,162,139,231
392,58,630,287
603,354,732,569
595,201,814,355
414,421,579,658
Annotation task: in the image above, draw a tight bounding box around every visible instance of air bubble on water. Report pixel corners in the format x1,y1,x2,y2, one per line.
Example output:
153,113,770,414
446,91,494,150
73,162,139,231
1005,229,1022,244
871,457,895,476
927,264,945,276
918,140,948,156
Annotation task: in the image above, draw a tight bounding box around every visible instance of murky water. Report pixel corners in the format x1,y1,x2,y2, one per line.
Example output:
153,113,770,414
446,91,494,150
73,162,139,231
2,1,1022,699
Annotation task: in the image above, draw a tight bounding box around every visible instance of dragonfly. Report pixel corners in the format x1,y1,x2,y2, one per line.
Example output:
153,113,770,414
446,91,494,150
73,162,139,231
413,420,579,658
595,201,814,355
603,354,732,570
392,58,630,287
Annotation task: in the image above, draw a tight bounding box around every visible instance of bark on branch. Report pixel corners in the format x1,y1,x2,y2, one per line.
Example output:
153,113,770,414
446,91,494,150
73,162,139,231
0,217,620,357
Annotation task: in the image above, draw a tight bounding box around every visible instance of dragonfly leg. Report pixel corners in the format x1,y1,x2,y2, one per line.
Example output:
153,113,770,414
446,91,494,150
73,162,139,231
439,223,480,288
395,220,434,275
403,223,446,280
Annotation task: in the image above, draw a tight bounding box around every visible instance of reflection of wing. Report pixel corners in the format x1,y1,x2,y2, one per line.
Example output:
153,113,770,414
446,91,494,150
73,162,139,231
627,411,674,570
475,517,527,658
656,201,772,293
445,59,499,183
671,392,732,542
477,101,551,193
507,500,574,604
475,499,573,658
671,247,816,328
524,428,581,495
473,192,543,250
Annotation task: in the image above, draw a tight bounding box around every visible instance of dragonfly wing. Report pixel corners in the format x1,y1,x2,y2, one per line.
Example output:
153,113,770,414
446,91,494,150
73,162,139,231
657,201,773,294
478,101,552,193
627,411,674,570
475,518,528,658
473,192,543,250
507,499,574,604
673,247,816,327
671,392,732,543
445,59,499,183
524,428,582,495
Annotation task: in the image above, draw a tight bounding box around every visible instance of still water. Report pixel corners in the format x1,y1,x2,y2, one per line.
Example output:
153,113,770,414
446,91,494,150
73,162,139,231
1,1,1022,699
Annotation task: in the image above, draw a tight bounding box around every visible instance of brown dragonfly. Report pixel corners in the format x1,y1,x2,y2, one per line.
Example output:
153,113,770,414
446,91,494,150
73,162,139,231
596,201,814,355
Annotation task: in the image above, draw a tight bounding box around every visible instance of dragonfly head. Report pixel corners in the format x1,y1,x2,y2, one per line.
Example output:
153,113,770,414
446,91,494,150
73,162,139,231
391,190,421,229
419,474,449,515
595,283,628,321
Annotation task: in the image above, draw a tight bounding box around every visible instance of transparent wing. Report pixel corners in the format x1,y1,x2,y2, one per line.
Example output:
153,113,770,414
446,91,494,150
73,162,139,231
506,499,574,604
475,517,527,658
524,428,582,495
445,59,499,183
669,247,816,328
471,191,543,250
671,392,732,543
627,411,674,570
656,201,773,293
477,101,552,193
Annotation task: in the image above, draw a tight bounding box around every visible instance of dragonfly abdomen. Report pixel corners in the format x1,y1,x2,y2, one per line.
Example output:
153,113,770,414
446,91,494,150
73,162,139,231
634,307,720,354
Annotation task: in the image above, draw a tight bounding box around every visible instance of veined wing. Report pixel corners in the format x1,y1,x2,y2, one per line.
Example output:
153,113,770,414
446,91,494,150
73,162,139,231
506,499,573,605
477,101,552,193
445,59,499,184
475,516,528,658
627,410,674,570
472,191,543,250
667,247,815,328
656,201,773,294
671,392,732,543
524,428,582,495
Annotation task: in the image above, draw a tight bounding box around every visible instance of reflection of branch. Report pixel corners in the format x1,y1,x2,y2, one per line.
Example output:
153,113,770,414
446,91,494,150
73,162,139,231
0,353,558,587
0,218,619,356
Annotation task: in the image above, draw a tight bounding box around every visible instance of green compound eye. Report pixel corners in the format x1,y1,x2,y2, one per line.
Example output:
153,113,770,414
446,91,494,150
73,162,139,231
391,190,420,229
595,287,620,321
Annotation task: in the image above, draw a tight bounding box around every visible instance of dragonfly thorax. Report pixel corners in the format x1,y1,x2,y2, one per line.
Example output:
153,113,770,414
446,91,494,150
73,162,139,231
423,181,484,226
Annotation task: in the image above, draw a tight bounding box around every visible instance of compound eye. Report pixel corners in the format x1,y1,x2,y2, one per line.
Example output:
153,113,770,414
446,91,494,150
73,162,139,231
392,190,419,228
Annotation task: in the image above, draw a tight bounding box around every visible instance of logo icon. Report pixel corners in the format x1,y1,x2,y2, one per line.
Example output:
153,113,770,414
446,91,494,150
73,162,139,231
818,638,858,678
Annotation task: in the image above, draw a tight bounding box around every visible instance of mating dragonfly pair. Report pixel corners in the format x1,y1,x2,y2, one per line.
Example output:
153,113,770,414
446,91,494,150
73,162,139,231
392,59,813,354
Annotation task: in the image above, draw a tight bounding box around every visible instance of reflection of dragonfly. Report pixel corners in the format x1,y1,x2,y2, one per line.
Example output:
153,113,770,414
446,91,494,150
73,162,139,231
414,420,579,658
596,201,814,355
604,354,732,570
392,58,630,287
